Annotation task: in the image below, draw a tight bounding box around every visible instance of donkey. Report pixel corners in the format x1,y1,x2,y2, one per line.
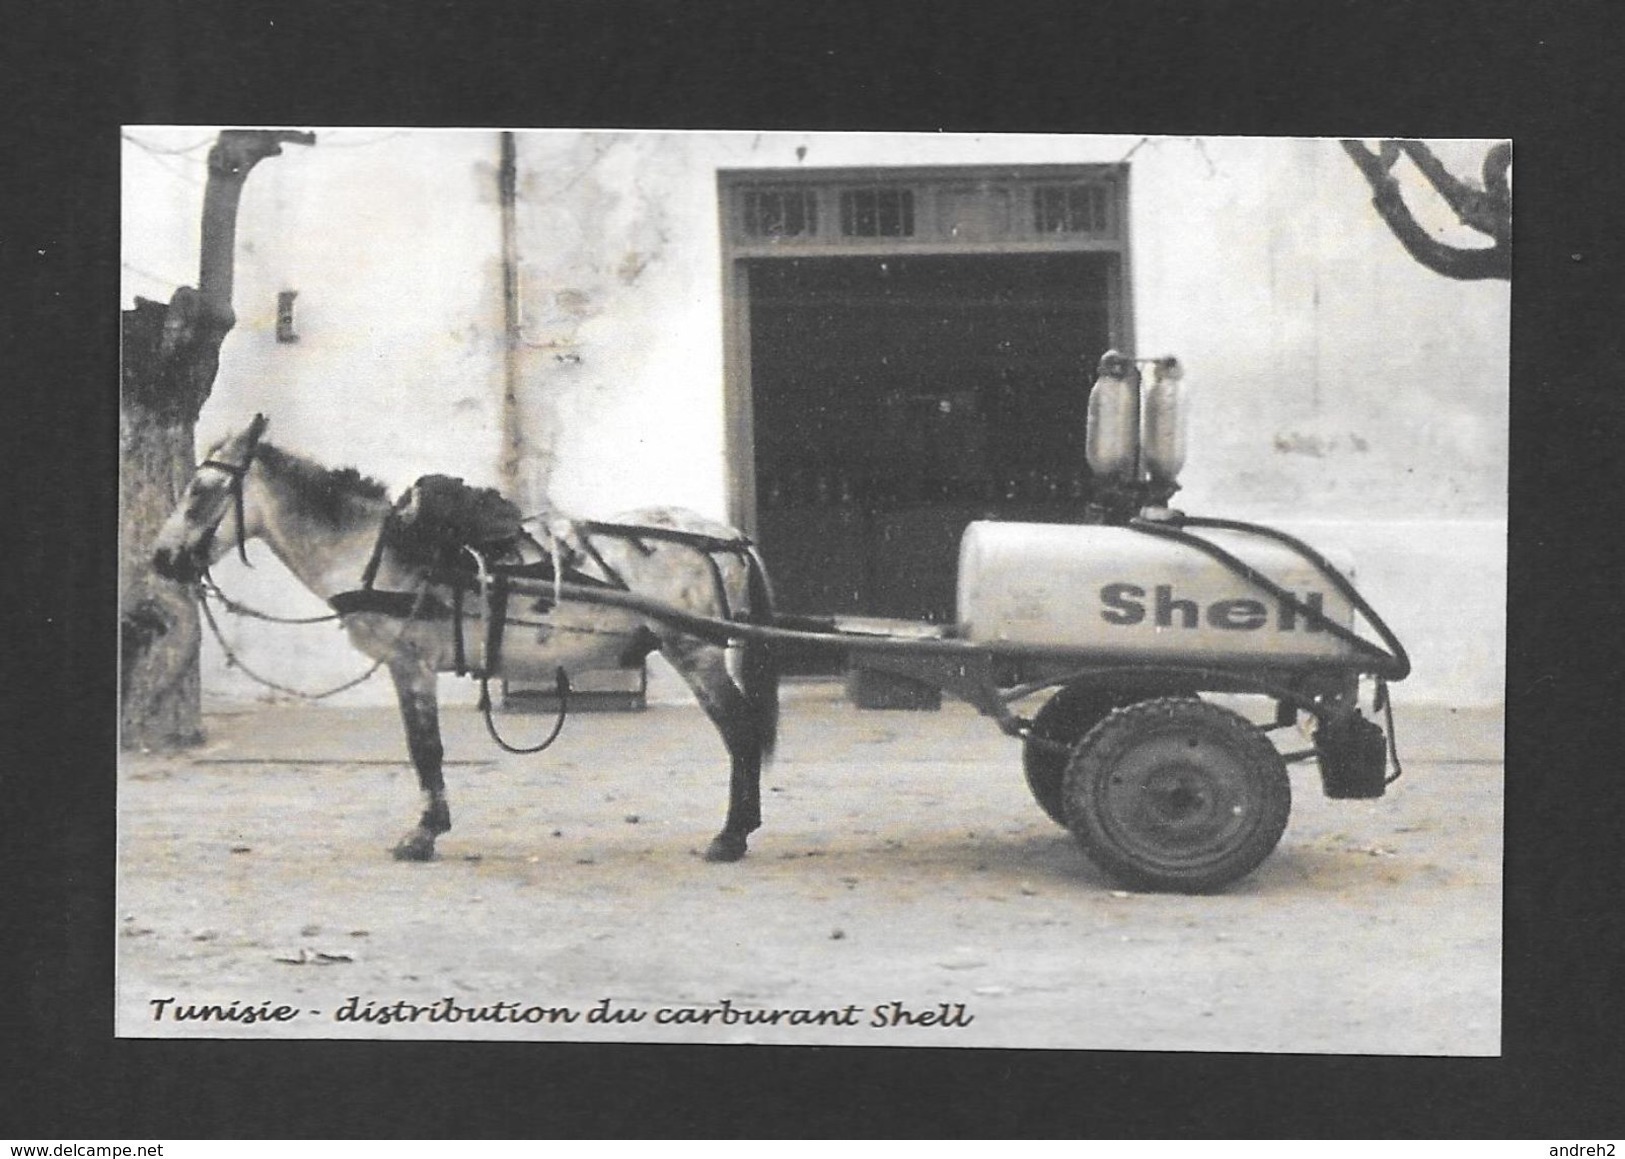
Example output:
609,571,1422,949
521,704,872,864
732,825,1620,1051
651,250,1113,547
149,416,778,864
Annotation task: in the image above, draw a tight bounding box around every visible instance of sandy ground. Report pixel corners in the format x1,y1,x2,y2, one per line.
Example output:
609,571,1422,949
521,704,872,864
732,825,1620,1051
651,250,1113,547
116,686,1501,1054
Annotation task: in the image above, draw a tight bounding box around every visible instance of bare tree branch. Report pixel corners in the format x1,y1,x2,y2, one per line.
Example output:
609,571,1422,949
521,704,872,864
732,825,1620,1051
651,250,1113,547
1342,139,1511,281
1394,140,1511,243
197,131,318,327
1481,141,1512,206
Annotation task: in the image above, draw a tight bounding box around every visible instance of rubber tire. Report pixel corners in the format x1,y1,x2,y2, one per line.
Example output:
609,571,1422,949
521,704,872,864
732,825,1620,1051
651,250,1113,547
1022,682,1194,827
1062,697,1291,893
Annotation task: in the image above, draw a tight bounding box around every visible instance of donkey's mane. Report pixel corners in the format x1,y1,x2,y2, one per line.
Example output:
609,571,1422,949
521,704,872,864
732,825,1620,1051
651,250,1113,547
255,441,392,525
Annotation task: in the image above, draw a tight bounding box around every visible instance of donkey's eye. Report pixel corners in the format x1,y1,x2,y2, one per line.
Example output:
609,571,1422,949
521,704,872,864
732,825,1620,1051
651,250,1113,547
186,486,223,520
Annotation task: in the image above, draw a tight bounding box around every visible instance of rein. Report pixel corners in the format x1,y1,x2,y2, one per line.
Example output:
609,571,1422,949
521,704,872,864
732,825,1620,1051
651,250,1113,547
477,668,571,755
200,574,339,624
196,577,431,700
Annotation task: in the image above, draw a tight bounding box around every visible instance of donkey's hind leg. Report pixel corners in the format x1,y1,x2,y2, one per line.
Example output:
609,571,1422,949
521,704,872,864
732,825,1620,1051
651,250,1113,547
663,640,763,863
387,660,452,861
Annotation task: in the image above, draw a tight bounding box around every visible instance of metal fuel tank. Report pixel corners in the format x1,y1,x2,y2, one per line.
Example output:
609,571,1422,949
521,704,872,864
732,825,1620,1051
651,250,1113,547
956,521,1360,667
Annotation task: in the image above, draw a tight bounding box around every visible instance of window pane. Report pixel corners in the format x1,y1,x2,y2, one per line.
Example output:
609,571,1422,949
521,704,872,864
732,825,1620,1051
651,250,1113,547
744,190,817,238
1034,184,1108,234
840,188,914,237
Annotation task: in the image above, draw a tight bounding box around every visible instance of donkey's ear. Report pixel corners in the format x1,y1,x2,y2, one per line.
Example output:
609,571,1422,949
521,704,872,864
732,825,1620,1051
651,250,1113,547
245,413,270,446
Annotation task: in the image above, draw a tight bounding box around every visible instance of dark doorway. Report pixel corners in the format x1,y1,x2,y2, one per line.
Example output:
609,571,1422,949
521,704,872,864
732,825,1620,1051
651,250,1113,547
750,252,1114,664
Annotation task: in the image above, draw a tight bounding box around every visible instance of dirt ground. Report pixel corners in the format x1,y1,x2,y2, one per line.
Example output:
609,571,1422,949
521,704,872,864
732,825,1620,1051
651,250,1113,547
116,686,1502,1054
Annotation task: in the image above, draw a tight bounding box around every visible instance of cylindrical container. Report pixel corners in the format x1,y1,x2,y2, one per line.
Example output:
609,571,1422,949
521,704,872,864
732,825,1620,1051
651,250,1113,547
1085,350,1141,483
1141,357,1188,486
956,521,1359,667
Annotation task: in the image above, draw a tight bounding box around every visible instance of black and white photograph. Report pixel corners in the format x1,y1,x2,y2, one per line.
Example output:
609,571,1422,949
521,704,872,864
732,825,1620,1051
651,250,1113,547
116,127,1508,1055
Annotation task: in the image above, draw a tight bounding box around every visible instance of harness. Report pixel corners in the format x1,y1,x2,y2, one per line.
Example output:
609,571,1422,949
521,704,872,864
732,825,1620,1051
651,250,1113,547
338,476,623,678
334,479,760,674
327,476,761,754
194,432,758,752
201,412,269,568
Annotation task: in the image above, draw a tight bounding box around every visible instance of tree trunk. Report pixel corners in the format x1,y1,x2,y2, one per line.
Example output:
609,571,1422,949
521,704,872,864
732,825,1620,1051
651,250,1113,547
119,130,314,751
119,301,206,748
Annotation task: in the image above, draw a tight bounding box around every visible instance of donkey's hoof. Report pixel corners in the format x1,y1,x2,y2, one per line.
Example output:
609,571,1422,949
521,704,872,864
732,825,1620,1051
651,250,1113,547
704,833,748,863
391,831,439,862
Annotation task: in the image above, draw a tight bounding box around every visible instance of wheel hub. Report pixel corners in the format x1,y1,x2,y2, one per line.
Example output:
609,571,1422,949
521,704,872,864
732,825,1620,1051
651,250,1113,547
1142,766,1212,822
1104,738,1251,860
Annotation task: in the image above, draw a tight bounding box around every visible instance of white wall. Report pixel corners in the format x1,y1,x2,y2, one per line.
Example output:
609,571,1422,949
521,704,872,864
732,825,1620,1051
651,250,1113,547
1130,137,1508,522
123,130,1507,708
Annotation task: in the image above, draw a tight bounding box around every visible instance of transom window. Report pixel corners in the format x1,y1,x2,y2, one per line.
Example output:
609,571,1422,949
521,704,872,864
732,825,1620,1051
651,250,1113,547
1034,183,1109,234
723,166,1126,254
743,189,818,238
840,188,916,237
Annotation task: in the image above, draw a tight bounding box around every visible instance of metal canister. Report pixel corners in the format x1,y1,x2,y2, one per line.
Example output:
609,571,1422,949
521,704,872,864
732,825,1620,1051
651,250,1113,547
1141,357,1188,487
1084,350,1141,483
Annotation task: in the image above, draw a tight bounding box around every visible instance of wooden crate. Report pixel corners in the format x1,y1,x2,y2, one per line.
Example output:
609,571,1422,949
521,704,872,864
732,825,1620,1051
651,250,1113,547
501,666,647,713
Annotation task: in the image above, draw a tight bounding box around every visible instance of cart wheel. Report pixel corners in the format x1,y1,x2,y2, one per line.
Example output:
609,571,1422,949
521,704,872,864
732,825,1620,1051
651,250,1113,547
1063,698,1290,893
1022,682,1193,827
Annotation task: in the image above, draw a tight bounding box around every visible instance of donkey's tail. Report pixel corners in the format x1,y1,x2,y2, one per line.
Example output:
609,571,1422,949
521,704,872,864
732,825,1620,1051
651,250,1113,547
740,545,780,760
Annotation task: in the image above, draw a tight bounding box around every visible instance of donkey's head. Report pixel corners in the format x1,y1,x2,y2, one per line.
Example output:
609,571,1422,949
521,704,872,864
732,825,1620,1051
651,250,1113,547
150,414,270,584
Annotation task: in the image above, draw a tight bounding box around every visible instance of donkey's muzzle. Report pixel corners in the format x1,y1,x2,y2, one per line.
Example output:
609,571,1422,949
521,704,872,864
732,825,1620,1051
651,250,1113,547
151,545,199,583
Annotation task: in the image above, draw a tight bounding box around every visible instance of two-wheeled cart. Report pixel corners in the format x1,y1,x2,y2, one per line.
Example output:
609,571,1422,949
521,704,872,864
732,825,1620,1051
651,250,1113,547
507,505,1408,894
434,351,1409,893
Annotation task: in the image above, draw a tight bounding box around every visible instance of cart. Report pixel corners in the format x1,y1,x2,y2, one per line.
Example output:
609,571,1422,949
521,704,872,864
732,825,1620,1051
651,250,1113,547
489,508,1408,895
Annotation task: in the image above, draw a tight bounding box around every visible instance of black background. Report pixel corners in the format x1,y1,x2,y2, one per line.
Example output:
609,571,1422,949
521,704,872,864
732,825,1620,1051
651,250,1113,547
4,0,1620,1139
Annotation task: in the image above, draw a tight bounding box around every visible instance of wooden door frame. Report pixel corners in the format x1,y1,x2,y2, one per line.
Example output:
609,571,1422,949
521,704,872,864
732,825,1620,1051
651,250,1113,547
718,163,1135,534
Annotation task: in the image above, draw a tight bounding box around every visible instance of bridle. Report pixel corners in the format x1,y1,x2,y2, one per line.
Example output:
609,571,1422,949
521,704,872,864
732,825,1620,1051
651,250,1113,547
188,415,340,626
185,412,415,699
178,416,574,740
197,412,269,568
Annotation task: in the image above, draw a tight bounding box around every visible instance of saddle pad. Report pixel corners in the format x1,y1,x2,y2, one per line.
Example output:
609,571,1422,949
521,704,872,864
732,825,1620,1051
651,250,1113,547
389,474,526,564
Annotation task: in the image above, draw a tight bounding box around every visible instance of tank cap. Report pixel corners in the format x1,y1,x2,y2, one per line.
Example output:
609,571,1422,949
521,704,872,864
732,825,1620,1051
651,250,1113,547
1096,350,1135,378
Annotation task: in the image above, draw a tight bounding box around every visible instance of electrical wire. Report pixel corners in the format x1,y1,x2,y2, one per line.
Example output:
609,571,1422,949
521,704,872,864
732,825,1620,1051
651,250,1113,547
121,131,216,156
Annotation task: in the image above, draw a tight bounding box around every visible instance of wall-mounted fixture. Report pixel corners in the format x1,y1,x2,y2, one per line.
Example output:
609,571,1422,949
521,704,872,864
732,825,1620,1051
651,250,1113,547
276,290,299,343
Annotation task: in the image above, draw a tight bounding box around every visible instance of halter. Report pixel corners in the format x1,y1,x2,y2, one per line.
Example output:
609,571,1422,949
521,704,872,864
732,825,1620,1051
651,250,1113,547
199,413,269,567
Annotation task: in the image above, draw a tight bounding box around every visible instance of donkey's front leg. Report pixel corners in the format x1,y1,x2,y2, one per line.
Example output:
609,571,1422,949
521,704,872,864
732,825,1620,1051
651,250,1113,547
387,660,451,861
